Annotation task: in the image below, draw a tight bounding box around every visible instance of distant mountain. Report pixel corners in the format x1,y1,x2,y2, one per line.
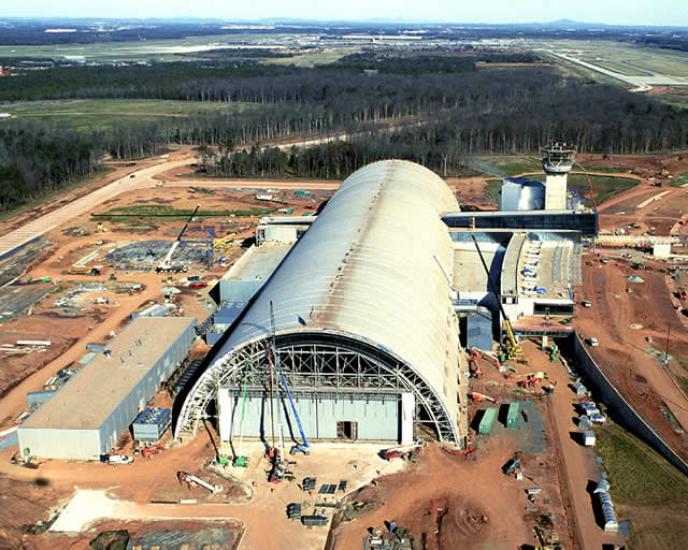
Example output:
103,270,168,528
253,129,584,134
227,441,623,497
0,16,685,32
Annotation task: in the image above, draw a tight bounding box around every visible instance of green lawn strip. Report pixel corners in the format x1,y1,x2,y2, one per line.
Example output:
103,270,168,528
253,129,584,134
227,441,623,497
597,423,688,507
92,205,274,219
670,172,688,188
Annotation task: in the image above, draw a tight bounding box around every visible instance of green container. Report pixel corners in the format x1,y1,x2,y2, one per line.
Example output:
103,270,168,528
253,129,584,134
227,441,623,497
478,407,498,434
506,402,521,429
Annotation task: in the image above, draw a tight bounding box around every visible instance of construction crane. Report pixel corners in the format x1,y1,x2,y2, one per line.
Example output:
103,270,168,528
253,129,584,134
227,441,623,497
269,301,310,456
232,361,250,468
177,471,223,494
156,205,200,273
470,235,522,361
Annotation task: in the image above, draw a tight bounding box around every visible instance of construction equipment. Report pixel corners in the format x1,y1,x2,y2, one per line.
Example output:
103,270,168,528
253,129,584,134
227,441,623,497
468,358,484,378
380,442,424,461
69,265,102,276
518,376,540,388
470,235,522,361
140,444,163,459
442,445,477,459
177,471,223,494
470,391,498,403
25,276,52,285
269,301,310,456
232,361,250,468
502,454,522,476
267,447,295,483
156,205,199,273
96,222,108,233
468,347,501,369
548,343,559,362
213,234,236,249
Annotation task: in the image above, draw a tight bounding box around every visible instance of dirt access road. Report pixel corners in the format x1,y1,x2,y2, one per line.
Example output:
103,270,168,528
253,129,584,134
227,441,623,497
575,259,688,459
596,182,688,235
0,152,194,259
524,342,625,550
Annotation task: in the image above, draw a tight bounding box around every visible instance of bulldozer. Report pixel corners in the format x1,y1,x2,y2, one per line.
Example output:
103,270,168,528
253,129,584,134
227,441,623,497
213,234,236,249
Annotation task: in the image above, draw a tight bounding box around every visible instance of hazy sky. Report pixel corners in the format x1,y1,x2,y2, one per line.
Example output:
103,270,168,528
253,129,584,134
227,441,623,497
0,0,686,27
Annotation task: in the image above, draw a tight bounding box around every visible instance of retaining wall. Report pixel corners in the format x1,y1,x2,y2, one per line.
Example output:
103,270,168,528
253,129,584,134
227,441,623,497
570,332,688,476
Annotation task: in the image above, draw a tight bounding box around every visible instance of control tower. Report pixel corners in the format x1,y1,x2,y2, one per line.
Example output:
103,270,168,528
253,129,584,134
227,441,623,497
542,143,575,210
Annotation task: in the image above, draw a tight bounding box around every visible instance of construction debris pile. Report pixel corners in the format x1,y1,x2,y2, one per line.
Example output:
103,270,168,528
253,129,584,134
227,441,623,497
105,240,213,271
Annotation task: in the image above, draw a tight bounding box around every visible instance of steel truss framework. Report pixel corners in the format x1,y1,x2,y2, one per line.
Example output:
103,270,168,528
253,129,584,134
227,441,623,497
175,332,459,444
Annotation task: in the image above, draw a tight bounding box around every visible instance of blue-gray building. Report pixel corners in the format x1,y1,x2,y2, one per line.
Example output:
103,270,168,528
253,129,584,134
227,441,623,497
18,317,196,460
132,407,172,443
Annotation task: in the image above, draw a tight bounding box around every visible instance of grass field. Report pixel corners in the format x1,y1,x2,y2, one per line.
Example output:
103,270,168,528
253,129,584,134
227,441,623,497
527,173,637,204
534,40,688,81
0,99,255,131
266,46,359,68
0,34,355,67
571,174,638,204
670,172,688,187
533,39,688,108
93,204,274,220
473,155,543,177
597,423,688,548
0,34,267,62
476,156,636,205
483,173,636,206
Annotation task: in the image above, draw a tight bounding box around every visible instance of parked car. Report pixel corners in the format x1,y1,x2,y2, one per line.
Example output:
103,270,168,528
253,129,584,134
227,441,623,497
579,402,600,413
107,454,133,465
581,300,592,308
580,406,601,417
590,413,607,425
587,337,599,347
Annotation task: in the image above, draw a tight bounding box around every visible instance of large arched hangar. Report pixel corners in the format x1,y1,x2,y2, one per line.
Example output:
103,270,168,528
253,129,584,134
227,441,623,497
176,160,465,447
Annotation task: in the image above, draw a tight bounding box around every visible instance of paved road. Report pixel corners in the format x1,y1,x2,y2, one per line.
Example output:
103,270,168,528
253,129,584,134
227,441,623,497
542,50,653,92
0,156,191,259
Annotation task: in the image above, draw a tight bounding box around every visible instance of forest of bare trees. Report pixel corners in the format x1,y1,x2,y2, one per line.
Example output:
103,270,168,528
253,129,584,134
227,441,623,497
1,54,688,211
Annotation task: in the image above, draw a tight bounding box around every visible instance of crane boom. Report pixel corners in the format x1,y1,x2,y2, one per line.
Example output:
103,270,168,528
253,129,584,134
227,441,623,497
156,205,200,272
470,234,522,360
269,301,310,454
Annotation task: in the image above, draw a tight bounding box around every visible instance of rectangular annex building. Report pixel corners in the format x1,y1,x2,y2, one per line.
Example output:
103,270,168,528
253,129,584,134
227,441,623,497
18,316,196,460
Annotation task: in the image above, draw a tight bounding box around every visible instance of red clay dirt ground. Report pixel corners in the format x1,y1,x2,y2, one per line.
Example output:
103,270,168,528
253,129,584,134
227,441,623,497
575,258,688,460
328,439,565,550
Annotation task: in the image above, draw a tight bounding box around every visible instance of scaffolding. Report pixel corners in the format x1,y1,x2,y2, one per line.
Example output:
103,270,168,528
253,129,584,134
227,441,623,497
175,333,459,445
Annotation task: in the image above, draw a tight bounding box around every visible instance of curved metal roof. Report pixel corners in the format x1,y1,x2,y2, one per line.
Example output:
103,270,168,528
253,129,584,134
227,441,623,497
212,159,461,426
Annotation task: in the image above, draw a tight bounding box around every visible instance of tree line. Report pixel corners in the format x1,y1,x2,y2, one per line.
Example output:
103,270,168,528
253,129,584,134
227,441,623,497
2,55,688,213
0,126,100,212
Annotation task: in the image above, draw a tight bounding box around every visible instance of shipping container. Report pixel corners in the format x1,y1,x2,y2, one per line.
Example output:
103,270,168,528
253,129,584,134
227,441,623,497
506,402,520,429
478,407,498,434
583,430,596,447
